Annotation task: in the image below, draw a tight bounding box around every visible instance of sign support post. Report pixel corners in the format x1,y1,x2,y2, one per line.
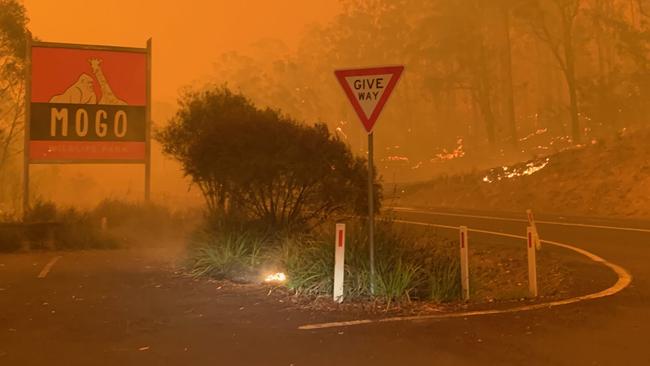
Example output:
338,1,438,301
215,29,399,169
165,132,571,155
367,132,375,294
23,33,32,217
334,65,404,297
144,38,152,202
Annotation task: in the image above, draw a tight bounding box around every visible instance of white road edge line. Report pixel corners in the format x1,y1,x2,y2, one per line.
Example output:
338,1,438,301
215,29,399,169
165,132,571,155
298,220,632,330
37,256,62,279
391,207,650,233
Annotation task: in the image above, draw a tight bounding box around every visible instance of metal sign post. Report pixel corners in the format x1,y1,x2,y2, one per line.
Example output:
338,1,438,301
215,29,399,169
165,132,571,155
367,132,375,294
22,33,32,217
145,38,152,202
334,66,404,296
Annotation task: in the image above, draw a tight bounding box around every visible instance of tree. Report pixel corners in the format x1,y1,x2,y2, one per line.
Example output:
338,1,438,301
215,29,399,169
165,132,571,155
0,0,28,208
157,86,378,230
416,1,503,146
518,0,583,142
499,0,520,147
576,0,650,132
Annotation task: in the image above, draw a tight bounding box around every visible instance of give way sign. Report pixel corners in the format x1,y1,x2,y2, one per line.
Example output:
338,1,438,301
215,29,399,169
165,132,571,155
334,66,404,133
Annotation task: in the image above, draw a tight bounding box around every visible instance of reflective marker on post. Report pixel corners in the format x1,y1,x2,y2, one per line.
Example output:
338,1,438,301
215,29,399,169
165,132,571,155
527,226,538,297
527,209,542,250
533,227,541,250
459,226,470,301
333,223,346,303
526,208,535,226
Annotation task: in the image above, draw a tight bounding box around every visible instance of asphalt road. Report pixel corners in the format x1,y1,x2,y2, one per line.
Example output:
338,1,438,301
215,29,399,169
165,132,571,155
1,207,648,365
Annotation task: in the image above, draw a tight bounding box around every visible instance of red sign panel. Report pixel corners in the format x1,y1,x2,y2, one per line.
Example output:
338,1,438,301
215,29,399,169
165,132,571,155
29,43,148,162
334,66,404,133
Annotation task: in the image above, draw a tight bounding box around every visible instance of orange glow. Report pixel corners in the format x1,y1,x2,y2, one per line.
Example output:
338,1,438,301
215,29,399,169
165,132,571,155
23,0,341,101
20,0,341,207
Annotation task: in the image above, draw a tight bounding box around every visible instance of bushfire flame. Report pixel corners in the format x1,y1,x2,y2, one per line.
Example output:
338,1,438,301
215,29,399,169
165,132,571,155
264,272,287,283
482,158,550,183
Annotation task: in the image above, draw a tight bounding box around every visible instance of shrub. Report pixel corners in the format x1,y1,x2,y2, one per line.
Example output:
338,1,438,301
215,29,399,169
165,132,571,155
187,227,265,281
24,200,57,222
376,259,421,307
428,256,461,302
0,222,21,252
0,199,195,252
4,200,144,251
55,207,117,250
274,235,334,296
90,198,192,244
157,86,379,232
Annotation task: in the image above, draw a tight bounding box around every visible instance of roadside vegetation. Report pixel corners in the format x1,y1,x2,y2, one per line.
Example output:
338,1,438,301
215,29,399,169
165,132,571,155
158,86,462,305
0,199,193,252
186,218,461,305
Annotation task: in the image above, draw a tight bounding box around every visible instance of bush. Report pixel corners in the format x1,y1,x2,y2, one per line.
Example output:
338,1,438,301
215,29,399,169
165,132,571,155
0,222,21,252
274,235,334,296
428,255,461,302
0,199,192,252
187,218,461,304
22,202,118,250
24,200,57,222
187,228,264,281
157,86,379,232
376,259,421,307
55,207,117,250
90,199,192,244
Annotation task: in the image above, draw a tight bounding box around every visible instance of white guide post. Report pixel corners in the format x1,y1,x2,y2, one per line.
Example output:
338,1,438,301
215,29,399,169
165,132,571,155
333,223,346,303
527,226,538,297
459,226,470,301
527,209,542,250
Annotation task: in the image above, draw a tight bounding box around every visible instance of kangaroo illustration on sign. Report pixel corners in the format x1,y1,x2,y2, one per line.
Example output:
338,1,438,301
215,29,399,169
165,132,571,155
49,58,128,105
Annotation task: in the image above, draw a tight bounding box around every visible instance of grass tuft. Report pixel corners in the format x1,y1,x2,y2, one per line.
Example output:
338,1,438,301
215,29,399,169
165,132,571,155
187,229,265,281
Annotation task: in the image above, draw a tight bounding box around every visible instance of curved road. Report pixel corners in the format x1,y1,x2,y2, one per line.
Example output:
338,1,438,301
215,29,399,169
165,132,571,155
0,207,648,365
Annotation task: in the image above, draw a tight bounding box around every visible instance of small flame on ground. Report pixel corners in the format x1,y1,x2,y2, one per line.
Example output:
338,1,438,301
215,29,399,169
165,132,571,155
482,158,550,183
264,272,287,283
431,138,465,162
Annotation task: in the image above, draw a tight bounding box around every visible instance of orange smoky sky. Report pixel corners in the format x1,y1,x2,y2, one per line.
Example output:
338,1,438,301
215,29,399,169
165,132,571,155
23,0,342,102
21,0,342,207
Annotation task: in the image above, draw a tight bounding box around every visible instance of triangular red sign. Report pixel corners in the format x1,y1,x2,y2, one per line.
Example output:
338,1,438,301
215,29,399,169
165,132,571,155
335,66,404,133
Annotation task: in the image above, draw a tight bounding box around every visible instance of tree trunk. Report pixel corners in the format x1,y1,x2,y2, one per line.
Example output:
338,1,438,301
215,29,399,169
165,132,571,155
474,90,497,146
501,3,518,148
563,19,580,143
476,34,497,147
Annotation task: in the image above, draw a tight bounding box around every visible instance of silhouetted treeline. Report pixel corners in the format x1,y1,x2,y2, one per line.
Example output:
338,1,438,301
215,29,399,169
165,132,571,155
0,0,28,210
212,0,650,179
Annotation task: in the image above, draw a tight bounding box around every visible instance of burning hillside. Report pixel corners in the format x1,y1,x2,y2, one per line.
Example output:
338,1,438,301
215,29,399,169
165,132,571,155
397,129,650,219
